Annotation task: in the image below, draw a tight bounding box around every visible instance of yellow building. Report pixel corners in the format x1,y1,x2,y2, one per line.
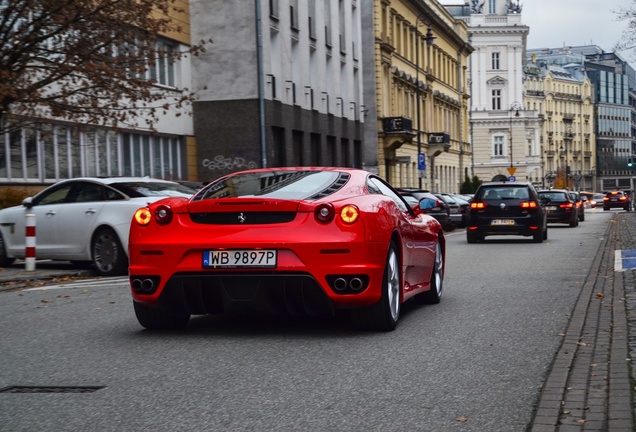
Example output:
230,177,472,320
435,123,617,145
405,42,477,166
369,0,473,192
524,58,596,191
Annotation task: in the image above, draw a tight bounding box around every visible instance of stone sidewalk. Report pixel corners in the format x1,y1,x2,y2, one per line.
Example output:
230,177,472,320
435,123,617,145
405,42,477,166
530,211,635,431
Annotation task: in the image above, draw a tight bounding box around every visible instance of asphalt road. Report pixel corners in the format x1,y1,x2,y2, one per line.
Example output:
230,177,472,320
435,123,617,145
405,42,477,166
0,208,613,431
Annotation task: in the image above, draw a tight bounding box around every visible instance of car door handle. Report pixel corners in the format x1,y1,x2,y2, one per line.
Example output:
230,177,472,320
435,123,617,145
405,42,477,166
85,208,97,215
46,210,56,216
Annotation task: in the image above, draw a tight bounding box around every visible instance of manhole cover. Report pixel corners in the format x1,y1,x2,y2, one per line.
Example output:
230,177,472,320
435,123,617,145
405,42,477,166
0,386,105,394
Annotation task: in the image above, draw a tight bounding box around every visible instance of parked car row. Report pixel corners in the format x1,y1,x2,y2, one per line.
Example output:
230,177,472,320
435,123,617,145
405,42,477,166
396,188,472,231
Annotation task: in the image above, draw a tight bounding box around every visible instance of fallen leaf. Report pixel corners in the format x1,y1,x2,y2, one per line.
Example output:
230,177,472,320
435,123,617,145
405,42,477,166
578,419,587,424
455,417,469,423
595,293,605,298
41,299,51,303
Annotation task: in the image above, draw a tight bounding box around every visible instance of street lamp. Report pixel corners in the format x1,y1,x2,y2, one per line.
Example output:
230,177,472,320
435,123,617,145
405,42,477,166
415,14,436,188
509,101,521,169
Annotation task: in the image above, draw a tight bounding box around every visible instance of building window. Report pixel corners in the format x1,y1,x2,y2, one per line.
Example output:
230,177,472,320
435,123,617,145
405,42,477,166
148,39,176,87
0,123,184,182
492,89,501,110
269,0,279,18
491,52,500,70
494,135,504,156
489,0,496,14
290,0,298,30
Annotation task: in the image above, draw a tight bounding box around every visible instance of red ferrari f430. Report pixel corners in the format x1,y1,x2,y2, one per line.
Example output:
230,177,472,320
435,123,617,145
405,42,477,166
128,167,445,331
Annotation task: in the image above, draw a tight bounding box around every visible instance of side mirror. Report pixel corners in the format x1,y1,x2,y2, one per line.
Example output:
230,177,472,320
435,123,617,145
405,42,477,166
22,197,34,209
419,198,438,211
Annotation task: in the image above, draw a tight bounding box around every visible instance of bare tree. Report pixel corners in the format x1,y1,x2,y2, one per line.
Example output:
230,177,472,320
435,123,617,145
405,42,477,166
0,0,211,134
614,2,636,58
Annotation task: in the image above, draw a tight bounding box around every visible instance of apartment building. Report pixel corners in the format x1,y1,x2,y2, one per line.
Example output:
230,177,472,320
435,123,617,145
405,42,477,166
190,0,365,183
364,0,473,192
524,52,596,191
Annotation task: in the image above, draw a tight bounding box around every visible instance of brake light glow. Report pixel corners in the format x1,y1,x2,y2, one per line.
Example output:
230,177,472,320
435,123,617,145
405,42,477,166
470,202,486,209
560,203,574,209
134,208,152,226
619,196,627,201
340,205,360,224
520,201,537,208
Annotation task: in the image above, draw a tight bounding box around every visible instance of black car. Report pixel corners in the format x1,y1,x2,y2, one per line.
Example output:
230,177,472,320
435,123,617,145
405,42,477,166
603,191,631,211
568,191,585,222
539,189,579,227
537,189,578,227
396,188,453,230
466,182,547,243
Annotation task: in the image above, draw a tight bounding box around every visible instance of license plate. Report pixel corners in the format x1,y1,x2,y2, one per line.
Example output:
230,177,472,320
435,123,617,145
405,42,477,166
491,219,515,226
203,249,277,268
546,206,557,211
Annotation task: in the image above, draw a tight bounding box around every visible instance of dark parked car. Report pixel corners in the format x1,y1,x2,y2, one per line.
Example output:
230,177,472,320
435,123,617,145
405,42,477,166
466,182,547,243
568,191,585,222
397,189,453,231
537,189,579,227
446,194,470,228
437,194,463,228
603,191,631,211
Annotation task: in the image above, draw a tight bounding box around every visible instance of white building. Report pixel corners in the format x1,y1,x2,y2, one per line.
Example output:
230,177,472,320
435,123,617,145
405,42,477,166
448,0,542,184
190,0,366,182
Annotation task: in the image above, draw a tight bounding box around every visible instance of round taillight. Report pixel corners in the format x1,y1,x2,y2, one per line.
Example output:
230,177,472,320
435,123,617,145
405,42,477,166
134,208,152,226
340,205,359,224
315,203,335,223
154,204,173,224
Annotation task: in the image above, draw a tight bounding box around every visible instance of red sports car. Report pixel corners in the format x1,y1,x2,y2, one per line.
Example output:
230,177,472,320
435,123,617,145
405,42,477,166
128,167,445,331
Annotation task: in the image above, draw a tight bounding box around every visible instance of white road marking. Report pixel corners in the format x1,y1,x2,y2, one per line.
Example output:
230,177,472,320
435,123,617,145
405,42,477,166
23,277,129,291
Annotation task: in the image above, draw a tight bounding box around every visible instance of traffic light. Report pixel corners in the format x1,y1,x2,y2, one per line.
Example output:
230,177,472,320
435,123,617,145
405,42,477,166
629,158,634,168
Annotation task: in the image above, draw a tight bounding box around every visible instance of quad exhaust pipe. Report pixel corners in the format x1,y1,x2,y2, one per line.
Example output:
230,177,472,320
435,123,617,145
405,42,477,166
130,276,160,294
329,276,368,294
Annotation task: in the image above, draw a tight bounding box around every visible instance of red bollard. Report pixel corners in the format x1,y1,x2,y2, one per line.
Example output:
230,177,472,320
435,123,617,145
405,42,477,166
25,213,36,271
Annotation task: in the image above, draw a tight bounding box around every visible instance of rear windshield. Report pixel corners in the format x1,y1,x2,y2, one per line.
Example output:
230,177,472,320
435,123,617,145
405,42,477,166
110,182,196,198
193,170,349,201
476,187,529,200
539,191,569,201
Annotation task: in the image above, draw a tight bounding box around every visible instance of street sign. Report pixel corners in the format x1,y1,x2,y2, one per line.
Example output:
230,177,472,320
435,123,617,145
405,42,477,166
507,167,517,176
418,153,426,171
508,176,516,182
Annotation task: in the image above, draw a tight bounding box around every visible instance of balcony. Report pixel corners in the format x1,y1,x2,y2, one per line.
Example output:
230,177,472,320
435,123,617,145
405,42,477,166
563,113,575,121
572,150,581,158
584,151,592,158
428,132,451,151
546,150,555,158
382,116,413,134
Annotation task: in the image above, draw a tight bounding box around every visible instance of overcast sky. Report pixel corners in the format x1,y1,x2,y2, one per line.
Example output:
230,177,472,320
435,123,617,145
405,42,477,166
440,0,635,62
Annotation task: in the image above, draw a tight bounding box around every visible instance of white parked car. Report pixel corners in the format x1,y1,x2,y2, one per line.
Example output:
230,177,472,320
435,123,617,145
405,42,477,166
0,177,196,276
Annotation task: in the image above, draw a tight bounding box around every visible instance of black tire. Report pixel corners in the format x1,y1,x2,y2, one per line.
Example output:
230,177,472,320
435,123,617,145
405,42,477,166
532,230,543,243
133,302,190,330
351,242,401,331
543,227,548,240
569,217,578,227
603,207,609,211
467,231,478,243
91,228,128,276
0,232,15,267
580,213,585,222
415,241,443,304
